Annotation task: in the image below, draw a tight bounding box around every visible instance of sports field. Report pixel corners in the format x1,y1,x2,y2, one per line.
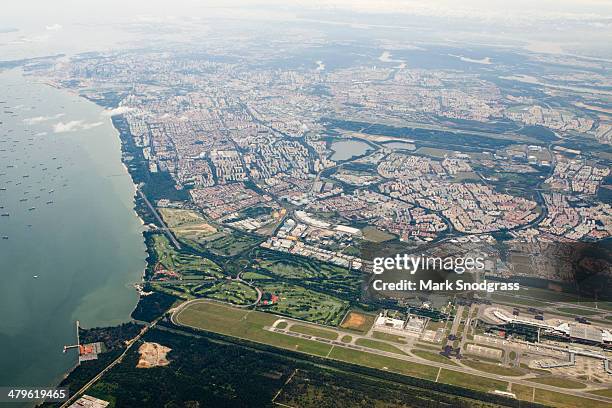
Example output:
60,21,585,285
339,311,376,333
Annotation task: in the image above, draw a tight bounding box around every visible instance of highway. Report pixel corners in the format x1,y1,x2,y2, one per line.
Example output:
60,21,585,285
137,185,182,250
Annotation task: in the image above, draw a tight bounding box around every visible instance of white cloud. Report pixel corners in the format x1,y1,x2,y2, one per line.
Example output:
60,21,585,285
52,120,103,133
23,113,65,125
100,106,134,117
45,24,63,31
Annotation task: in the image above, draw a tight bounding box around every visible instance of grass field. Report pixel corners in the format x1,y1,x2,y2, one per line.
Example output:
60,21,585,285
412,350,457,366
240,271,272,281
511,384,534,401
589,388,612,398
491,293,549,307
415,343,442,351
158,208,217,241
339,311,376,333
372,331,408,344
175,301,332,356
437,369,508,393
328,347,438,381
426,320,447,330
461,360,525,376
415,146,456,158
361,226,395,242
535,389,611,408
355,338,407,355
527,376,586,389
290,324,338,340
555,307,601,316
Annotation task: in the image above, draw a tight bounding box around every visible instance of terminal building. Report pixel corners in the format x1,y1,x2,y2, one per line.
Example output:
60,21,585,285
485,307,612,347
374,310,427,335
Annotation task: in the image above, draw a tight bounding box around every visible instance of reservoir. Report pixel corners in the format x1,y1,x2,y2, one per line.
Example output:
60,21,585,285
330,139,372,161
0,70,146,401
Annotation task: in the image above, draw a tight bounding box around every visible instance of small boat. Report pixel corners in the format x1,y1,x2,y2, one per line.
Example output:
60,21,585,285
19,198,27,202
48,190,54,193
46,201,53,204
28,207,35,211
33,275,38,278
1,213,8,216
2,236,8,240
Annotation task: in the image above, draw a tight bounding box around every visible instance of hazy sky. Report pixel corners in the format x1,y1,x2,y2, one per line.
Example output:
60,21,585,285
1,0,611,59
3,0,611,26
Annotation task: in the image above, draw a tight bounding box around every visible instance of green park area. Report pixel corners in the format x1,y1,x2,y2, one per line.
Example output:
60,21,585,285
192,280,258,305
257,281,349,325
150,234,223,279
253,250,362,298
205,232,262,257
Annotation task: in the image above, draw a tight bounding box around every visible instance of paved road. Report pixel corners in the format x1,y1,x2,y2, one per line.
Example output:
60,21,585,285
137,186,181,250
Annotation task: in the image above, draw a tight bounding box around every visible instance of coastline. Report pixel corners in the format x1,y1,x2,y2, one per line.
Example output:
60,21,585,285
0,69,150,407
33,95,157,405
